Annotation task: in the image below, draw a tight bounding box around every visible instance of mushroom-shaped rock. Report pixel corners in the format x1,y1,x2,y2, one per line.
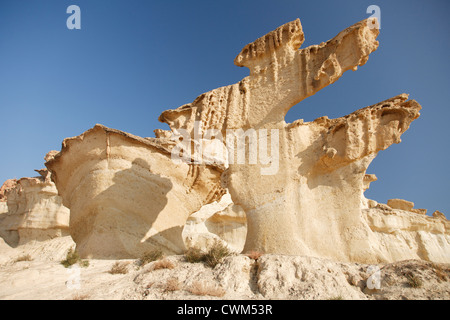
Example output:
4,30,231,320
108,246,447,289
157,18,423,263
46,124,225,259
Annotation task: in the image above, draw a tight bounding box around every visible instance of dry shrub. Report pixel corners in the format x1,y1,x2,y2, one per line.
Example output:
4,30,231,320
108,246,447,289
109,261,129,274
405,272,422,288
14,254,32,262
72,293,90,300
432,263,449,282
151,258,176,271
185,247,205,263
188,280,225,298
139,249,164,266
162,277,181,293
203,241,231,268
185,240,231,268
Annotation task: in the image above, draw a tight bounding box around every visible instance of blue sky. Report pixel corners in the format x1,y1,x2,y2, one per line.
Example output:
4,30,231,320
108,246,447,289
0,0,449,217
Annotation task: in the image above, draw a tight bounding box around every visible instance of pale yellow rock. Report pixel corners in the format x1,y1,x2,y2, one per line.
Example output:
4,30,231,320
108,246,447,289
0,202,7,215
159,18,423,263
411,208,427,215
363,174,378,191
387,199,414,212
0,171,69,246
46,124,225,259
183,192,247,253
433,210,447,219
364,207,450,263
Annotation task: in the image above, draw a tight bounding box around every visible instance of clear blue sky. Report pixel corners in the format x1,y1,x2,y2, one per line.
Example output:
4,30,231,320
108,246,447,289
0,0,449,217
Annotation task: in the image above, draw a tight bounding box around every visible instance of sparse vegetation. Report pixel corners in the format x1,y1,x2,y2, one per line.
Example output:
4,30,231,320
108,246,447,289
405,273,423,288
151,258,176,271
432,263,449,282
60,248,89,268
188,280,225,297
184,247,205,263
204,241,231,268
72,293,90,300
14,254,32,262
109,261,130,274
162,277,181,293
184,240,231,268
139,249,164,266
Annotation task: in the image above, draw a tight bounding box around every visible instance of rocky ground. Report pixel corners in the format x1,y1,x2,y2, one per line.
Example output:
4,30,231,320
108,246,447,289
0,236,449,300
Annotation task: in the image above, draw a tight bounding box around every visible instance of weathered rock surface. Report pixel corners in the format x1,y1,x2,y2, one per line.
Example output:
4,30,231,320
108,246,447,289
1,236,449,300
157,18,429,263
0,170,70,247
183,192,247,253
14,17,441,265
46,124,225,259
364,206,450,263
0,202,7,215
0,179,17,202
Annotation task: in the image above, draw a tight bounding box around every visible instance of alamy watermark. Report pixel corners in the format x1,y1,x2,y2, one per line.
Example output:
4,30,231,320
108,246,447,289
367,5,381,29
67,5,81,30
66,264,81,290
366,265,382,290
170,121,280,175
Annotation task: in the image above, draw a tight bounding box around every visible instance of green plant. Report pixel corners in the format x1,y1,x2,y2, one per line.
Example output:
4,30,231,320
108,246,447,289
61,248,80,268
60,248,89,268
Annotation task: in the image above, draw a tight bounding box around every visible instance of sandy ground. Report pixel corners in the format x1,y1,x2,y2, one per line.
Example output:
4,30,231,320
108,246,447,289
0,236,449,300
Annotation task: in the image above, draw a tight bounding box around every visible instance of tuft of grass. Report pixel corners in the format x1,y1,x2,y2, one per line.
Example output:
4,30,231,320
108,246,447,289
405,273,423,288
109,261,129,274
162,277,181,293
203,241,231,268
184,241,231,268
139,249,164,266
432,263,448,282
188,280,225,297
14,254,32,262
185,247,205,263
151,259,176,271
60,248,89,268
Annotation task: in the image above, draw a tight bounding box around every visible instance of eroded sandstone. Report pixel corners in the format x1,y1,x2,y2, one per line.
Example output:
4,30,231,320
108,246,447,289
0,169,69,246
46,124,225,258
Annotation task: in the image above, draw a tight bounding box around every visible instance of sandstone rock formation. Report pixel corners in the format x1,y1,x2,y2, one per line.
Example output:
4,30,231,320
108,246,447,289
364,205,449,263
387,198,427,215
0,169,69,246
182,192,247,253
156,18,429,263
0,179,17,202
37,17,448,264
45,124,225,258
